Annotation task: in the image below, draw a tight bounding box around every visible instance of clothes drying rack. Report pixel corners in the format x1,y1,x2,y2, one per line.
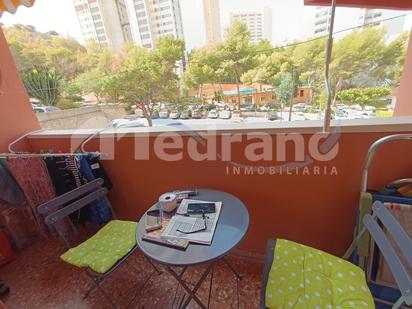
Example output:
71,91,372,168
0,152,105,159
1,128,108,159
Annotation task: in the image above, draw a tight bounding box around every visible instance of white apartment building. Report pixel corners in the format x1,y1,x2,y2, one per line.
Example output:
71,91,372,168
73,0,133,52
230,7,272,44
126,0,184,49
313,6,411,41
359,9,411,41
313,6,332,36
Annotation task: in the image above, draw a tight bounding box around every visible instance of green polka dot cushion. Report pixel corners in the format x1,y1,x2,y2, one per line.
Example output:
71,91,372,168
61,220,137,274
265,239,374,309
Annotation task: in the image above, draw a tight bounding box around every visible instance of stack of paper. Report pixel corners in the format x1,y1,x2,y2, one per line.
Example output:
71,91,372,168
161,199,222,245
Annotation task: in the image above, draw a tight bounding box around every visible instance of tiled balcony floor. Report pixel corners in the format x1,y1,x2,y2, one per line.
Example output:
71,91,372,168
0,235,263,308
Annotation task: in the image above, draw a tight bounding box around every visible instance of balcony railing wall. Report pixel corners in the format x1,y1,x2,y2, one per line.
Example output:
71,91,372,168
26,126,412,256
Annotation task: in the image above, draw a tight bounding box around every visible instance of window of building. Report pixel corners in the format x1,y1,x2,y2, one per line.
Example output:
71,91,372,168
90,7,99,14
139,26,149,32
135,3,145,10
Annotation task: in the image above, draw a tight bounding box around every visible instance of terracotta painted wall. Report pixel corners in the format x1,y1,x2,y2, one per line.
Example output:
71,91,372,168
0,27,40,152
28,130,412,256
395,30,412,116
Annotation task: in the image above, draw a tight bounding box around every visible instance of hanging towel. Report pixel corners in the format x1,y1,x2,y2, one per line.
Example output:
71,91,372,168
78,156,112,224
0,160,26,207
6,157,69,237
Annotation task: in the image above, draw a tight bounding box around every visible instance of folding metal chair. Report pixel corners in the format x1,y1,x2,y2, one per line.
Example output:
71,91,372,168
260,201,412,309
38,178,161,308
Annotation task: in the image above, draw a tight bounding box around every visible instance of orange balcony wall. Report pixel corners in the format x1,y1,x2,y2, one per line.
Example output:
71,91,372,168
26,127,412,257
0,27,40,152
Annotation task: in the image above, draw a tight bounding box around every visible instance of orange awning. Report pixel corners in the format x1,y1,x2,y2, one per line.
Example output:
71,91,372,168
304,0,412,10
0,0,35,16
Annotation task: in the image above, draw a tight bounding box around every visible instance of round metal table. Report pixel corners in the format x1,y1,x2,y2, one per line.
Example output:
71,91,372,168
136,189,249,308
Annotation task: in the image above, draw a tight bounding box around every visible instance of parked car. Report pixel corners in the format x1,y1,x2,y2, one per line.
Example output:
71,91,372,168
343,109,362,119
207,110,218,119
240,103,254,111
349,104,363,111
219,110,231,119
361,111,376,118
33,106,61,113
192,110,202,119
334,110,349,120
292,103,308,112
266,103,281,110
151,111,160,119
268,112,280,121
170,111,180,119
159,110,170,119
109,119,145,128
293,112,308,121
180,110,192,119
200,104,216,111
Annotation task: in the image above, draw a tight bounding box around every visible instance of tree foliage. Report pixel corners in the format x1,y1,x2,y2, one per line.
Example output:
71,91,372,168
4,22,408,112
112,35,185,126
336,87,390,106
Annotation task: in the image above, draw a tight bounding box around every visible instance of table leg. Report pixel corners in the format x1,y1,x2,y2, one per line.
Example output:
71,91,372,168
223,257,242,280
166,263,214,309
207,266,214,309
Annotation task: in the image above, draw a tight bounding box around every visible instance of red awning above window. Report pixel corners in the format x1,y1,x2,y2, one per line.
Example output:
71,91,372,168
304,0,412,10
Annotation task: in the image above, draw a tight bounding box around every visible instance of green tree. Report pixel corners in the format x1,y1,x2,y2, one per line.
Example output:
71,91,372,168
216,21,254,108
21,67,62,106
274,72,293,105
336,87,390,107
73,69,105,102
330,27,387,99
183,49,216,103
114,36,185,126
292,38,326,103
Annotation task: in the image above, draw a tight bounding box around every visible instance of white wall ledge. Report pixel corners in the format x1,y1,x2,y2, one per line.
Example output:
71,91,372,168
27,116,412,139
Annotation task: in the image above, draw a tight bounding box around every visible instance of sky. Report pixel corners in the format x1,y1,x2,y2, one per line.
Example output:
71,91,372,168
0,0,318,49
0,0,408,50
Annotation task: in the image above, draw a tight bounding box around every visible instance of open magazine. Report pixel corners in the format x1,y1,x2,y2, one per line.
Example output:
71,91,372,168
161,199,222,245
142,217,189,250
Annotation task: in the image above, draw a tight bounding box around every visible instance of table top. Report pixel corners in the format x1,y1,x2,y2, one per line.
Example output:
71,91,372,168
136,189,249,266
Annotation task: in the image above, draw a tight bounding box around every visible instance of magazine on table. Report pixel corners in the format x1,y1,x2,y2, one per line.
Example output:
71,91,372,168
142,217,189,250
161,199,223,245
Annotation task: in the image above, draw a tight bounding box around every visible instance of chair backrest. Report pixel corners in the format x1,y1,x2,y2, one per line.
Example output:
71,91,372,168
364,201,412,306
38,178,108,247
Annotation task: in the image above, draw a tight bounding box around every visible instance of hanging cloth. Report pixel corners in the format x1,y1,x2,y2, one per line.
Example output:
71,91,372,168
45,156,89,224
78,156,112,224
44,156,78,196
6,157,69,237
86,155,112,190
0,160,26,207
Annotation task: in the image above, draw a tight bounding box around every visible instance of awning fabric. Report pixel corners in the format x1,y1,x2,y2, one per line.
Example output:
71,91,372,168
0,0,35,17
